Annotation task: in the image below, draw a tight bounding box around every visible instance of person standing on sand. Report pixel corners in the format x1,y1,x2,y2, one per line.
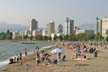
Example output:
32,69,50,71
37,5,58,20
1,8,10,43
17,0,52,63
24,48,27,56
19,52,22,60
75,46,80,58
40,50,45,62
35,52,40,66
16,54,19,62
36,46,39,52
57,52,61,64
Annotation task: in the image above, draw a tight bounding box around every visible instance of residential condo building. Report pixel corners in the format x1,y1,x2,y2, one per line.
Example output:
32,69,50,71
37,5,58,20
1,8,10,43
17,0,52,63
29,19,38,32
64,18,74,35
57,24,63,34
47,21,55,36
96,17,108,38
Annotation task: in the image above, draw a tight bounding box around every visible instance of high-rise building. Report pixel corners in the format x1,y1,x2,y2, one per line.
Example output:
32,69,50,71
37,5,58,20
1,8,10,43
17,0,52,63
64,18,74,35
96,17,102,35
47,21,55,36
29,19,38,32
96,17,108,38
42,29,47,36
57,24,63,33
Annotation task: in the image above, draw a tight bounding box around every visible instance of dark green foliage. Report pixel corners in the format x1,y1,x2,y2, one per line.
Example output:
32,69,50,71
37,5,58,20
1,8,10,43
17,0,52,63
23,35,28,40
42,36,48,40
68,35,78,41
106,36,108,42
58,35,63,41
35,35,42,40
95,33,103,41
0,32,7,40
0,31,105,41
48,36,51,41
6,32,12,40
64,35,69,40
63,33,96,41
53,34,57,40
77,33,93,41
0,31,12,40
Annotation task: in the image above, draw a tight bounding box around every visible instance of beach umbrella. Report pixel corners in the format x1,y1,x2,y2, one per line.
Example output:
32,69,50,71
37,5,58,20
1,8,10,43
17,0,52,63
51,48,64,53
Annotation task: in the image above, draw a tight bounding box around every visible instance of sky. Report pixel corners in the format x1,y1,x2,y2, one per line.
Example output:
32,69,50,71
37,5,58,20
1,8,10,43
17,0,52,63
0,0,108,28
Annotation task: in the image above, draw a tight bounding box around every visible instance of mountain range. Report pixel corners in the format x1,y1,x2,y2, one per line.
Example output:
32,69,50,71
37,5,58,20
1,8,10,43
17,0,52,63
0,22,28,32
78,24,96,30
0,22,96,33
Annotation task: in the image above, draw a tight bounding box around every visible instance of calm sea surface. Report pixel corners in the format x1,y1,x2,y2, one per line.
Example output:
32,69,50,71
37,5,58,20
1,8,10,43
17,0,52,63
0,41,55,61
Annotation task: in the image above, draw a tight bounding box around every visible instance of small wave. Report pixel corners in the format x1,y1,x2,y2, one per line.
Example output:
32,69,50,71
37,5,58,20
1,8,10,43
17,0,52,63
0,60,9,68
39,45,55,51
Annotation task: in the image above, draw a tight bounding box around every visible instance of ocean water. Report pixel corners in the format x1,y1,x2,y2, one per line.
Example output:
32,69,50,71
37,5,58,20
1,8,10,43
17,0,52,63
0,41,55,67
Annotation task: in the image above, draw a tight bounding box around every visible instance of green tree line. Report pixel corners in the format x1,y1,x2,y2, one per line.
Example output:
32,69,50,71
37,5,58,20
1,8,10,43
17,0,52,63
1,32,108,42
0,32,12,40
32,33,103,41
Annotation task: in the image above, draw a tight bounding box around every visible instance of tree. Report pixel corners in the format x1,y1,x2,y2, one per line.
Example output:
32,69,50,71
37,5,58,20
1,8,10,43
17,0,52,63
0,33,7,40
106,36,108,42
68,35,73,41
29,36,33,40
42,36,48,40
58,35,63,41
70,35,78,41
23,35,28,40
64,35,68,41
6,33,12,40
95,33,102,41
48,36,51,41
35,35,42,40
53,34,57,41
76,33,95,41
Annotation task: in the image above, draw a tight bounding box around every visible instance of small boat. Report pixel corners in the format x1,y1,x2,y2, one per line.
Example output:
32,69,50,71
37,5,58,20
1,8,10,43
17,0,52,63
21,42,35,44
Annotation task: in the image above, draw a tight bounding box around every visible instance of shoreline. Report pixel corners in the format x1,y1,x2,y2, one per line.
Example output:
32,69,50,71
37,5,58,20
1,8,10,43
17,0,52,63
0,44,56,68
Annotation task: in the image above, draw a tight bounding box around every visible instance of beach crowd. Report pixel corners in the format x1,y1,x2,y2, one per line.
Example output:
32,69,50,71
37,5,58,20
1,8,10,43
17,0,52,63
8,41,105,66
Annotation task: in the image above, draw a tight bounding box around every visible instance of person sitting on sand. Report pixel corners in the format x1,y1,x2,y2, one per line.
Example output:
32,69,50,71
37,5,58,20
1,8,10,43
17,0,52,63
43,52,50,62
80,48,84,58
61,55,66,61
75,46,81,58
40,50,45,62
35,53,40,66
45,56,50,64
35,57,40,66
9,58,14,64
13,56,17,63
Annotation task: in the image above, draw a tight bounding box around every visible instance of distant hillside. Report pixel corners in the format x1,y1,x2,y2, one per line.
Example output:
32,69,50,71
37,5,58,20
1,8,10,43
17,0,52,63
0,22,44,33
78,24,96,30
0,22,28,32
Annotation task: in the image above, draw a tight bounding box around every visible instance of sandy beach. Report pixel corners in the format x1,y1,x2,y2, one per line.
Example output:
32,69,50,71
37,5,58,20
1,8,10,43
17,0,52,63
0,41,108,72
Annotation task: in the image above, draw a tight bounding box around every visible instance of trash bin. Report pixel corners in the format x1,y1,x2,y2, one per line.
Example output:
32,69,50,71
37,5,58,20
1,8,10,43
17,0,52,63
93,52,97,57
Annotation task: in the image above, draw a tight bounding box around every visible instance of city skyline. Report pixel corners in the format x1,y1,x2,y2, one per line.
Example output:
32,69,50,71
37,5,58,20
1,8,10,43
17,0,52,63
0,0,108,28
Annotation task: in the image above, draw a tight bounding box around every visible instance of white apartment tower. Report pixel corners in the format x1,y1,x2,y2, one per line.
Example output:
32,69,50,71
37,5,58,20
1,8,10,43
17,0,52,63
29,19,38,32
47,21,55,36
64,18,74,35
96,17,108,38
